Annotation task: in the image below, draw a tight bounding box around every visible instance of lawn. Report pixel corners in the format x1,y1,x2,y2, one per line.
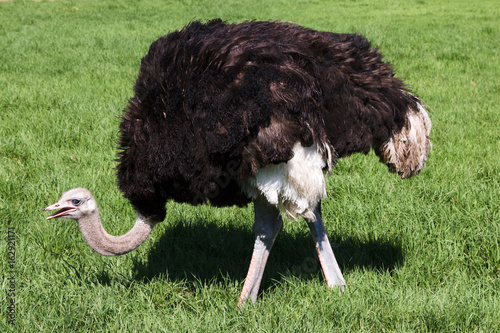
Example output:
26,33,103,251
1,0,499,331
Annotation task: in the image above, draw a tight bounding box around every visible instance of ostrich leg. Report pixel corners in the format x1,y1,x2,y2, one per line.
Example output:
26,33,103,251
306,201,346,291
238,198,283,307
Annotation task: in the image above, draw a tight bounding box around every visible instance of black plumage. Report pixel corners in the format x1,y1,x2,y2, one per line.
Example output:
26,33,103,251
116,19,427,221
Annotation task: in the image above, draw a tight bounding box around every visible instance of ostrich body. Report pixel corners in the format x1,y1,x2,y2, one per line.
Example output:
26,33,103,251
45,20,431,306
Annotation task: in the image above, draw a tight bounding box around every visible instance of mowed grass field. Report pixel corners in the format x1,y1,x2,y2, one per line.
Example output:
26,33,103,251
1,0,499,331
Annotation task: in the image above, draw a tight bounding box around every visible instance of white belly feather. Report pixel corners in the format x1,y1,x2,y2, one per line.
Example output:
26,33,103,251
239,142,333,221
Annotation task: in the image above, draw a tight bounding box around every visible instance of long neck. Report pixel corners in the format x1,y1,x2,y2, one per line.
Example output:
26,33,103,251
77,209,156,256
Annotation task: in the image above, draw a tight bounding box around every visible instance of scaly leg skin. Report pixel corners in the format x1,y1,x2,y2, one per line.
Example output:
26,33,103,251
306,201,346,292
238,198,283,307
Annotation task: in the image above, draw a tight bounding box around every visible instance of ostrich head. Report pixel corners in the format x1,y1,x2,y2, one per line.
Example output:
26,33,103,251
45,188,97,221
45,188,156,256
376,103,432,178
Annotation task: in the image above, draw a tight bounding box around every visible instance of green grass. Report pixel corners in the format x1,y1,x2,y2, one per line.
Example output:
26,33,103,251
1,0,499,331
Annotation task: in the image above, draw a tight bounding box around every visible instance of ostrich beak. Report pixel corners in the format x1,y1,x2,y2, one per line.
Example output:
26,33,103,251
44,201,77,220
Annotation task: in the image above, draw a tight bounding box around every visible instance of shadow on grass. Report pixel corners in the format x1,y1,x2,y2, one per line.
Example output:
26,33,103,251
130,220,403,291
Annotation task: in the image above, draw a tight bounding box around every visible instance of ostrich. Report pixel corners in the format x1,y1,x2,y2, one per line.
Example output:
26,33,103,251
45,19,431,306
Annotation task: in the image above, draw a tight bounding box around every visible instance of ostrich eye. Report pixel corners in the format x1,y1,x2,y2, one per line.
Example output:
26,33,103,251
71,199,82,206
